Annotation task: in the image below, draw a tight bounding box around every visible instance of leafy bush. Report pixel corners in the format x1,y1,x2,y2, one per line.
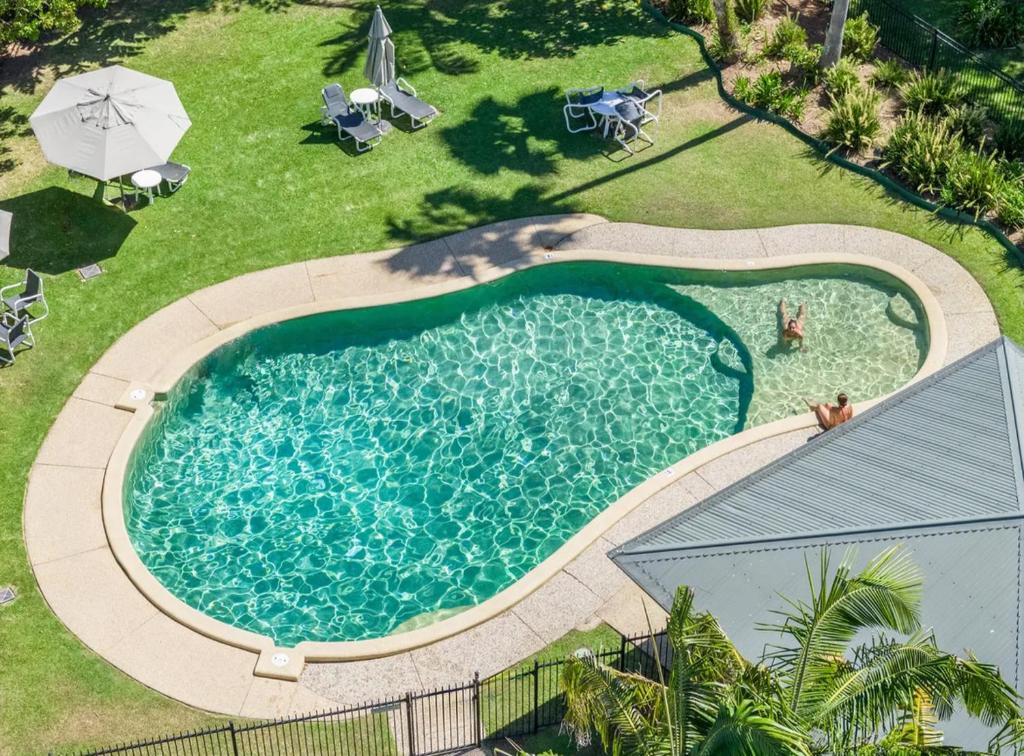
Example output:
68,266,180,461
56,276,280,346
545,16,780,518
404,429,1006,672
943,103,989,145
998,185,1024,230
883,111,964,193
956,0,1024,48
900,70,962,116
870,60,910,90
765,16,806,59
733,71,808,119
666,0,715,25
995,122,1024,161
735,0,769,23
824,58,861,98
824,88,882,153
786,43,824,86
842,12,879,61
940,146,1009,219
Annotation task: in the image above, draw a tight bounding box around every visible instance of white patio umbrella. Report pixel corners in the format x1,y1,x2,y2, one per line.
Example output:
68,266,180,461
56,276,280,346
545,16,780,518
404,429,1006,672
363,5,395,89
0,210,10,262
29,65,191,191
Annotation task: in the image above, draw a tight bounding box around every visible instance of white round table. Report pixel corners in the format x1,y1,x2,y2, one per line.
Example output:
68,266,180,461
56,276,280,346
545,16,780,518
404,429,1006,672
350,87,381,120
131,169,162,205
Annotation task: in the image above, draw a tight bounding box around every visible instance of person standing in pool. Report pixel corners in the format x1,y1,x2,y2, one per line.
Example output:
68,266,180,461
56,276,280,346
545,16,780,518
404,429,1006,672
804,393,853,430
778,299,807,350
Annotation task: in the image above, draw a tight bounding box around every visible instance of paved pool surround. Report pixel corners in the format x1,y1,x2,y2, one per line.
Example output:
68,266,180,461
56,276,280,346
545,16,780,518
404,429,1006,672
26,216,993,718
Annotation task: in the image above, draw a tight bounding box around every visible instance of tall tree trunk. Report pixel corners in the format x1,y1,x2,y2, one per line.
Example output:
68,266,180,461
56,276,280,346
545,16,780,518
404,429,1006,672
820,0,851,68
712,0,738,56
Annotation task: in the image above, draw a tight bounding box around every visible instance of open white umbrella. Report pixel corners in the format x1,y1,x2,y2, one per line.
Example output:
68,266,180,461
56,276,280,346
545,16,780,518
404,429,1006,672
29,65,190,184
363,6,395,89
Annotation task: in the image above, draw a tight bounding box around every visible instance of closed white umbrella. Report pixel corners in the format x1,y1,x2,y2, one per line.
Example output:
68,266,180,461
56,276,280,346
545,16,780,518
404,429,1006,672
363,6,395,89
29,65,190,183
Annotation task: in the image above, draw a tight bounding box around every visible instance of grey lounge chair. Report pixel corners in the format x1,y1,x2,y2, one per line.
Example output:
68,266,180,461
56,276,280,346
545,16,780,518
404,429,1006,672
610,99,656,155
150,162,191,194
0,315,32,365
617,80,663,121
380,78,438,129
1,269,47,324
321,84,383,152
564,86,604,133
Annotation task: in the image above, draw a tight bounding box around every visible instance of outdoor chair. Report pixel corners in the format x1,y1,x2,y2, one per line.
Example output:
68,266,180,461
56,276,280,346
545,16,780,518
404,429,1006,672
321,84,384,152
563,86,604,133
610,99,656,155
380,78,438,129
150,162,192,194
617,80,663,121
1,269,47,325
0,315,32,365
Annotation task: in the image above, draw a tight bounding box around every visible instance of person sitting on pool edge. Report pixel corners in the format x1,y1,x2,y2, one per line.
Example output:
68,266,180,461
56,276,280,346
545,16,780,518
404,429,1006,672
778,299,807,350
804,393,853,430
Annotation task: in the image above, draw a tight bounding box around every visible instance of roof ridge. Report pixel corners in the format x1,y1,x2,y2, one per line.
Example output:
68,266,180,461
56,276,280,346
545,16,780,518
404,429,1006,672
612,338,1006,558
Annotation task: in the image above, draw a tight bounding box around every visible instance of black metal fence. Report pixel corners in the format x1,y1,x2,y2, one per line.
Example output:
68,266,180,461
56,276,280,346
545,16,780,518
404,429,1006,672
850,0,1024,128
68,629,672,756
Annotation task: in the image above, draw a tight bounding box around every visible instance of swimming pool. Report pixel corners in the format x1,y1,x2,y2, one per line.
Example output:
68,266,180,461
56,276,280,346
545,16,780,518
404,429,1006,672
124,261,927,647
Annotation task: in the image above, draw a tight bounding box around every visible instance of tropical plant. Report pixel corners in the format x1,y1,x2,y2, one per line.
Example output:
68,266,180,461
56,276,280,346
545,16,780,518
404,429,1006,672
997,184,1024,231
733,71,807,120
710,0,740,58
943,102,989,144
734,0,768,24
870,59,910,90
765,15,806,59
940,145,1010,219
785,43,825,87
996,122,1024,162
956,0,1024,48
883,110,964,193
561,547,1021,755
824,87,882,153
666,0,715,25
823,57,860,98
841,11,879,61
0,0,106,44
820,0,849,68
900,70,963,116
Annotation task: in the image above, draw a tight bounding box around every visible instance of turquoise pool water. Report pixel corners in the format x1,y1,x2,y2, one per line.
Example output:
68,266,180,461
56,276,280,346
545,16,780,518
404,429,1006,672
125,262,927,646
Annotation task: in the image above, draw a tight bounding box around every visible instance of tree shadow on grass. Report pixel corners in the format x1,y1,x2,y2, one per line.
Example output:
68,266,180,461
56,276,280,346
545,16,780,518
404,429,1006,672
0,187,136,274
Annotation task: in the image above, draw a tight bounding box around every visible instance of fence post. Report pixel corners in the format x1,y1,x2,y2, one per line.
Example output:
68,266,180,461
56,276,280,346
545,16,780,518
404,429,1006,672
405,692,417,756
928,27,938,69
619,634,627,672
229,721,240,756
473,672,483,746
532,660,540,734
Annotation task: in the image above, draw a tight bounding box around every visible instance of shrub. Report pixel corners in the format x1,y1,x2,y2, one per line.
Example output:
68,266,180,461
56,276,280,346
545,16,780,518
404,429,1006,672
995,122,1024,161
900,70,962,116
824,88,882,153
666,0,715,25
786,43,824,86
940,146,1009,219
765,16,806,59
956,0,1024,48
735,0,769,23
824,58,861,98
842,12,879,61
733,71,808,119
870,59,910,90
883,110,964,193
943,103,989,145
998,184,1024,230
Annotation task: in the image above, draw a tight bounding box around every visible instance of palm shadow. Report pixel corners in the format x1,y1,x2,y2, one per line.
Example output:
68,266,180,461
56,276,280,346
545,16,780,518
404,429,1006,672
0,187,136,274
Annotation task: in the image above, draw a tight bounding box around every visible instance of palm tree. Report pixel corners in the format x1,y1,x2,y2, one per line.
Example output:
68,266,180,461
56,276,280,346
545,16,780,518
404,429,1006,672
711,0,739,59
561,547,1020,754
820,0,850,68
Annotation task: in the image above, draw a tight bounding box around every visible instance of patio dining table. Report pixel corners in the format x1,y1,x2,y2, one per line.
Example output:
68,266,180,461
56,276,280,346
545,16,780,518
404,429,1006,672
588,92,627,137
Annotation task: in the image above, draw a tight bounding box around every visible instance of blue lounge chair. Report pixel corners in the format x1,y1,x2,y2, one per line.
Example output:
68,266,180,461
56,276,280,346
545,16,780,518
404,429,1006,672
320,84,383,152
379,79,438,129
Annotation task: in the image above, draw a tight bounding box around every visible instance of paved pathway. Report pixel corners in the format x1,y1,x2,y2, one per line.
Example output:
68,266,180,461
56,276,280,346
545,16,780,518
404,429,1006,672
23,216,997,718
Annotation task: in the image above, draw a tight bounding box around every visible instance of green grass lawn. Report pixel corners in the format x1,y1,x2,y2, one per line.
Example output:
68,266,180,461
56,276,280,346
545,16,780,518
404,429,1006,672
2,0,1024,752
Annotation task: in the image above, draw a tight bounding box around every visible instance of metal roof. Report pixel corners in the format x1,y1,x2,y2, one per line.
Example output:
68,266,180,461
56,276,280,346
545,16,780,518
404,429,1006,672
611,337,1024,751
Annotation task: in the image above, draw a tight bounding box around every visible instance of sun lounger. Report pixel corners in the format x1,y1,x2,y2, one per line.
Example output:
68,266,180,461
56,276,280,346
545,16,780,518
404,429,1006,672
380,78,438,129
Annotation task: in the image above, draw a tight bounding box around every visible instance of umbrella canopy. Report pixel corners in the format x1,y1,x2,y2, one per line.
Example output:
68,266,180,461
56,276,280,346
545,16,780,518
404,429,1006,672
29,65,191,182
363,5,396,89
0,210,10,262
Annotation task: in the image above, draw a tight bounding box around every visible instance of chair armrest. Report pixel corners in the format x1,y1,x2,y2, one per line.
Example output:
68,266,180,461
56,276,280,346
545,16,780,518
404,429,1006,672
396,77,417,96
0,281,20,300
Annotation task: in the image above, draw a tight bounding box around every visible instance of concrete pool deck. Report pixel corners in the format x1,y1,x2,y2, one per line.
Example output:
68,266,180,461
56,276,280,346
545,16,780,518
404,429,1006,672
24,216,995,718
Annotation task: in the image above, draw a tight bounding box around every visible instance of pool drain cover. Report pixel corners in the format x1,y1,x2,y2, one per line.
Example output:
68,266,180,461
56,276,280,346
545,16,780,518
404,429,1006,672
0,586,15,606
271,653,290,667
